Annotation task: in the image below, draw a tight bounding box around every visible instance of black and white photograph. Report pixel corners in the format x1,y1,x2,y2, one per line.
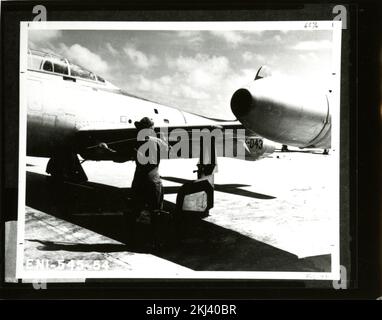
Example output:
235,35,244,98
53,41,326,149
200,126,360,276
15,21,341,281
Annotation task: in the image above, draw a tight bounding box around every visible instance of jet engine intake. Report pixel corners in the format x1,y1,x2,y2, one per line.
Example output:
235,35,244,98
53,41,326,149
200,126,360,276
231,77,331,149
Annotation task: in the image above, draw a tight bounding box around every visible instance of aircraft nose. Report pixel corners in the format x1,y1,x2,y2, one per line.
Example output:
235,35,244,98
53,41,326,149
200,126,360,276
230,88,253,118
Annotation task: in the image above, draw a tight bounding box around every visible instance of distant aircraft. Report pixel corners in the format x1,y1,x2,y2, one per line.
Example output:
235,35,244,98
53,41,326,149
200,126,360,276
24,49,331,212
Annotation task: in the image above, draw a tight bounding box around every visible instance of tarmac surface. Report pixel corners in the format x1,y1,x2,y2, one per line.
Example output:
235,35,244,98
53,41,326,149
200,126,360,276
22,149,337,277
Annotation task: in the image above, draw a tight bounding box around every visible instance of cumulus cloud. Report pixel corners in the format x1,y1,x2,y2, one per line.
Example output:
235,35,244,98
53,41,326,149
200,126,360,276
298,52,319,62
175,85,210,100
209,30,263,47
128,52,254,116
210,31,245,46
242,51,266,63
29,30,62,44
122,52,241,116
176,31,203,45
242,51,253,61
169,53,230,88
291,40,332,51
58,43,109,74
123,44,158,69
132,74,164,92
159,75,172,85
119,43,260,117
171,54,229,73
105,42,118,56
273,34,282,42
122,65,254,118
128,74,209,101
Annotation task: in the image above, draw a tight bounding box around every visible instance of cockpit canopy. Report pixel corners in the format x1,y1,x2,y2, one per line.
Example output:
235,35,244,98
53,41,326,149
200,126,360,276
27,49,106,83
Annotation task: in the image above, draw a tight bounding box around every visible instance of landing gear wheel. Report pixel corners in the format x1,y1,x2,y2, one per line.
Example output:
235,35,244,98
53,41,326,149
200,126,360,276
46,151,88,182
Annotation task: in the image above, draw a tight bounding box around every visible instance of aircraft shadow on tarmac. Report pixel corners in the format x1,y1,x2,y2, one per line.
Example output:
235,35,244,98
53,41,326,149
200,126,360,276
26,239,134,253
161,176,275,199
25,171,331,273
275,149,328,155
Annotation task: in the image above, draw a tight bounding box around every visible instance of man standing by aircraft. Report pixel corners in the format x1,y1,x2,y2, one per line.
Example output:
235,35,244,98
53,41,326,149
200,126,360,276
132,117,169,216
100,117,170,244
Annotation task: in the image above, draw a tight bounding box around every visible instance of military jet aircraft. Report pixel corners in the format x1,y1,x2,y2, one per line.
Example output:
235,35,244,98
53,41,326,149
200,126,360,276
24,49,331,213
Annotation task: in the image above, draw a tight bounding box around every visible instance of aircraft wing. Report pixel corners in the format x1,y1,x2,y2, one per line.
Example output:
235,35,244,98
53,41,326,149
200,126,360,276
75,121,275,162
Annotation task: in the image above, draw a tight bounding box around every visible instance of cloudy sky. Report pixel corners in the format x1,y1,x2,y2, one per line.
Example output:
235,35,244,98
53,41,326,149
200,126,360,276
29,29,334,119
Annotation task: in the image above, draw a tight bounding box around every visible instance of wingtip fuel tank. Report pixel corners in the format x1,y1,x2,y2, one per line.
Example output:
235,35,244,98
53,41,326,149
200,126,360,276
231,67,331,149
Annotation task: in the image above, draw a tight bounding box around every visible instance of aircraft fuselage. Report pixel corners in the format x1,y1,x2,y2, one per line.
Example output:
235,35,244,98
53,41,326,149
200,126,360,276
26,69,212,157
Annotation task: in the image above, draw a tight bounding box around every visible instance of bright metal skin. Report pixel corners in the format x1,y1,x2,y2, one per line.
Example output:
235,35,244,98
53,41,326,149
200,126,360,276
26,50,273,164
26,51,216,158
230,75,331,149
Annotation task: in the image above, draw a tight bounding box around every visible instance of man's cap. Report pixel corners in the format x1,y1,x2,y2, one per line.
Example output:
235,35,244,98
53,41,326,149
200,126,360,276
134,117,154,129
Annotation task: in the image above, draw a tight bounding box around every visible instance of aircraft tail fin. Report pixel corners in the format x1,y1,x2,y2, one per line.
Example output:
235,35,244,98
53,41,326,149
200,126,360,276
254,65,272,80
